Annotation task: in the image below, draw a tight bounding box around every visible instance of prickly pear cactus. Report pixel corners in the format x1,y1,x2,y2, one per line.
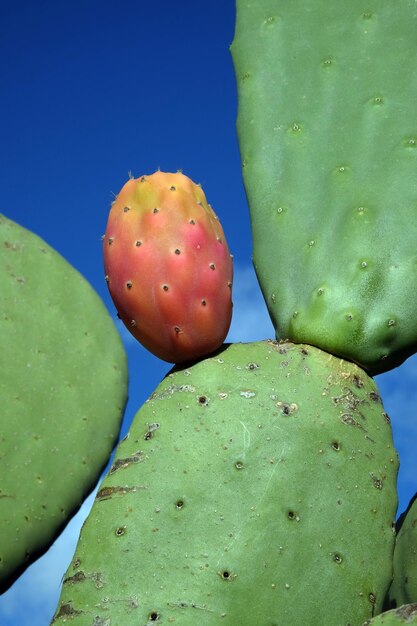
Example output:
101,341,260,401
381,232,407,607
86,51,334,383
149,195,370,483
52,341,397,625
388,494,417,607
0,215,128,592
231,0,417,375
103,171,233,363
363,604,417,625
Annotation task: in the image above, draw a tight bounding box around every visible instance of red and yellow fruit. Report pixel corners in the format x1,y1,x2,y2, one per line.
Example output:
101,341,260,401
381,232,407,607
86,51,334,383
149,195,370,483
103,171,233,363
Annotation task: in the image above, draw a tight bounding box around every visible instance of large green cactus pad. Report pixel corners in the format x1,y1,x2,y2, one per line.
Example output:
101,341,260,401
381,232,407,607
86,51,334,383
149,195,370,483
388,494,417,607
52,341,397,625
0,215,128,591
363,605,417,625
231,0,417,375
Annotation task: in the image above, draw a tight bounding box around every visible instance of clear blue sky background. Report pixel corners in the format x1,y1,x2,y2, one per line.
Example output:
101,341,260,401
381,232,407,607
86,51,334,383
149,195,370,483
1,2,416,624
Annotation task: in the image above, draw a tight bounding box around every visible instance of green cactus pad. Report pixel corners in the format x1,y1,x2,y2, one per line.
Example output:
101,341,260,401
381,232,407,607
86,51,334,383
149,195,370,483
388,494,417,607
363,604,417,625
0,215,128,591
231,0,417,375
52,341,397,625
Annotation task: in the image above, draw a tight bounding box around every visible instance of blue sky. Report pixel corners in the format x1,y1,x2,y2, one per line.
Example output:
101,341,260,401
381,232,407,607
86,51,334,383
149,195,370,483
1,2,416,624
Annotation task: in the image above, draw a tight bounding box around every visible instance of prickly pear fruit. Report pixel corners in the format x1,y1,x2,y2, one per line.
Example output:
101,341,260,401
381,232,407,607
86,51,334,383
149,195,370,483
103,171,233,363
52,341,398,626
363,604,417,625
388,494,417,607
0,214,127,592
231,0,417,375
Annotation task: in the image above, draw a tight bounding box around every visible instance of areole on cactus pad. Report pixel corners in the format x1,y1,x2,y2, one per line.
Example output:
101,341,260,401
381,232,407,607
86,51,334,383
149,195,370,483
103,171,233,363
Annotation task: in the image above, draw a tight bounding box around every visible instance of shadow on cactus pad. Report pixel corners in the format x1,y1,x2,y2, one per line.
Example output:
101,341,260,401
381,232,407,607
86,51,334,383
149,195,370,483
0,215,128,592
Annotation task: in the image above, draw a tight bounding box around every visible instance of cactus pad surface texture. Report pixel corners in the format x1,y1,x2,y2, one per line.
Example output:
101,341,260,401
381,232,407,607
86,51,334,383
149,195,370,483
362,604,417,625
231,0,417,375
52,341,397,625
0,215,128,591
388,494,417,607
103,171,233,363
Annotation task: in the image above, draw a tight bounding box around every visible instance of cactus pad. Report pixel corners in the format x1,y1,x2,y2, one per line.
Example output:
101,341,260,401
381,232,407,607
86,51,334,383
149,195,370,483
388,494,417,607
52,341,397,625
0,215,128,591
363,604,417,625
231,0,417,375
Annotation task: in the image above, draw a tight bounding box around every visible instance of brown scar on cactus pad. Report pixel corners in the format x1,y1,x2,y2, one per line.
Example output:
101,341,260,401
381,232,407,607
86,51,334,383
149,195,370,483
103,171,233,363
